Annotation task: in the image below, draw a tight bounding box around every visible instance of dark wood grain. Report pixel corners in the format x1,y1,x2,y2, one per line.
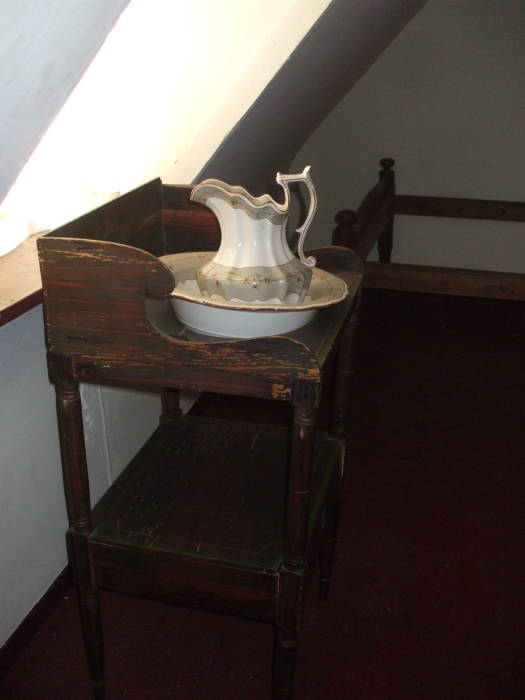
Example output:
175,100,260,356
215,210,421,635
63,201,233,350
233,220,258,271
91,543,280,621
0,289,43,327
285,405,316,569
38,237,360,402
364,261,525,300
160,387,181,423
0,232,44,327
54,365,105,698
49,179,165,255
39,179,362,699
92,418,288,571
162,184,221,253
395,194,525,222
318,303,359,600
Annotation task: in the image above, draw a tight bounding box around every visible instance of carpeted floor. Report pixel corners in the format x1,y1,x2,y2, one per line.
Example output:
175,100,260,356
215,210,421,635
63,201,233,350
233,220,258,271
1,290,523,699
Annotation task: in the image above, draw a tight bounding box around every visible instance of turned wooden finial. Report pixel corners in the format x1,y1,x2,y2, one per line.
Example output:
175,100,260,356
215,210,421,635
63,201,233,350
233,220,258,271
333,209,357,247
334,209,357,227
379,158,395,178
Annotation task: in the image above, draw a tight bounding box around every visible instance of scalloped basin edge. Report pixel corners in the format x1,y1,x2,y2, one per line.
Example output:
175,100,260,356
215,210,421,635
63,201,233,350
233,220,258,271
160,252,348,338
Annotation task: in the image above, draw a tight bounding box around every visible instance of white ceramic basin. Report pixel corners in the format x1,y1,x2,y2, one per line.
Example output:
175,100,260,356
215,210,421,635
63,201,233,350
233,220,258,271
160,252,348,338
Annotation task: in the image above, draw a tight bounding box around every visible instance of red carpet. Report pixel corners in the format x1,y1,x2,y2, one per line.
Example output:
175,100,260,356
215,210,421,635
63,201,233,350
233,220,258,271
1,290,523,699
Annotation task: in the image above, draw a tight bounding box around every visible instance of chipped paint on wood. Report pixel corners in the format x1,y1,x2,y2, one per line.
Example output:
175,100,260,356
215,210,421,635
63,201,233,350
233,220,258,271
38,184,362,404
272,383,291,400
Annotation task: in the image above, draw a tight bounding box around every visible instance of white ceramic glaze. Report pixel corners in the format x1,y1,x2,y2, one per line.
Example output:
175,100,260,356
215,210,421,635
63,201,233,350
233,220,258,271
160,252,348,338
189,166,317,302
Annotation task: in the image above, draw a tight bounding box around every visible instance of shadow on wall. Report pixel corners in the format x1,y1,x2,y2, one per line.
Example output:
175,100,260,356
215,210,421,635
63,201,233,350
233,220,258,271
197,0,427,196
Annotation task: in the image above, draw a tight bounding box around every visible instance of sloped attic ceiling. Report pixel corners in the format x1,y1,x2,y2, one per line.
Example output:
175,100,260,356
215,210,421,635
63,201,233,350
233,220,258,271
1,0,426,213
197,0,428,195
0,0,130,202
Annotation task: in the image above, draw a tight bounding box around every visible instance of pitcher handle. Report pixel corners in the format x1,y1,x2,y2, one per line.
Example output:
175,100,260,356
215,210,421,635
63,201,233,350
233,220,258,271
276,165,317,268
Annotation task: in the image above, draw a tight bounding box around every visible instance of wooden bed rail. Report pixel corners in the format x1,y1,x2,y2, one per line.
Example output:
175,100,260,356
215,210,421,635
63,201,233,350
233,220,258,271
395,194,525,223
332,158,525,301
364,262,525,301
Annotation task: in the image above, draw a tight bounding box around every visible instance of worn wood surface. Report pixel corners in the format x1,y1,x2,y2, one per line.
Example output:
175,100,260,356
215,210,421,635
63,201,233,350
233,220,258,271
54,367,105,697
50,179,165,255
92,417,288,571
90,415,342,622
364,261,525,300
162,184,221,253
38,236,361,402
0,233,43,326
40,180,361,699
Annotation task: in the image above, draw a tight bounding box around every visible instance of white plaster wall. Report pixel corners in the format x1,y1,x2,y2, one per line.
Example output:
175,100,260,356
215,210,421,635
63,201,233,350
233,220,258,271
0,308,65,645
292,0,525,272
0,307,161,645
199,0,426,195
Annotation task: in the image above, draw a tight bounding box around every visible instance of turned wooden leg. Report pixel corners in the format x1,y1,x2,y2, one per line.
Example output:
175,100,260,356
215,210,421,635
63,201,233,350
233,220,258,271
378,216,394,263
273,568,304,699
319,306,360,599
378,158,395,263
332,307,359,439
56,377,105,699
69,531,105,699
318,477,343,601
274,400,316,698
332,209,357,248
273,629,299,699
160,387,182,424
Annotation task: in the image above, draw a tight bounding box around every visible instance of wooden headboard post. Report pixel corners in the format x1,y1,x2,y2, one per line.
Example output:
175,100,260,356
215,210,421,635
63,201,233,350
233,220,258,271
354,158,525,301
378,158,395,263
332,209,358,248
332,157,396,262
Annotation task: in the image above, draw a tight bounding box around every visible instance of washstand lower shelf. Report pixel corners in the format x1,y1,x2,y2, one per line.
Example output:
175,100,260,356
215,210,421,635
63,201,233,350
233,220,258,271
88,414,344,621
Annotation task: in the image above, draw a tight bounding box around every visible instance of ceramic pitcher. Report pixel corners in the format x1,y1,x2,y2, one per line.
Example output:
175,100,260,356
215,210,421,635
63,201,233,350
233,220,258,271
190,166,317,302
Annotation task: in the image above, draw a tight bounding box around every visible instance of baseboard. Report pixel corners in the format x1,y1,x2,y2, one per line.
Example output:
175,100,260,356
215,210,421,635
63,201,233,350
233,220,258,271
0,566,71,679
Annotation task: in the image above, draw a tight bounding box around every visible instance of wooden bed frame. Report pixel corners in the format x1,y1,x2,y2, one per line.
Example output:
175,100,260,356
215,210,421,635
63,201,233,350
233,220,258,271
332,158,525,301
